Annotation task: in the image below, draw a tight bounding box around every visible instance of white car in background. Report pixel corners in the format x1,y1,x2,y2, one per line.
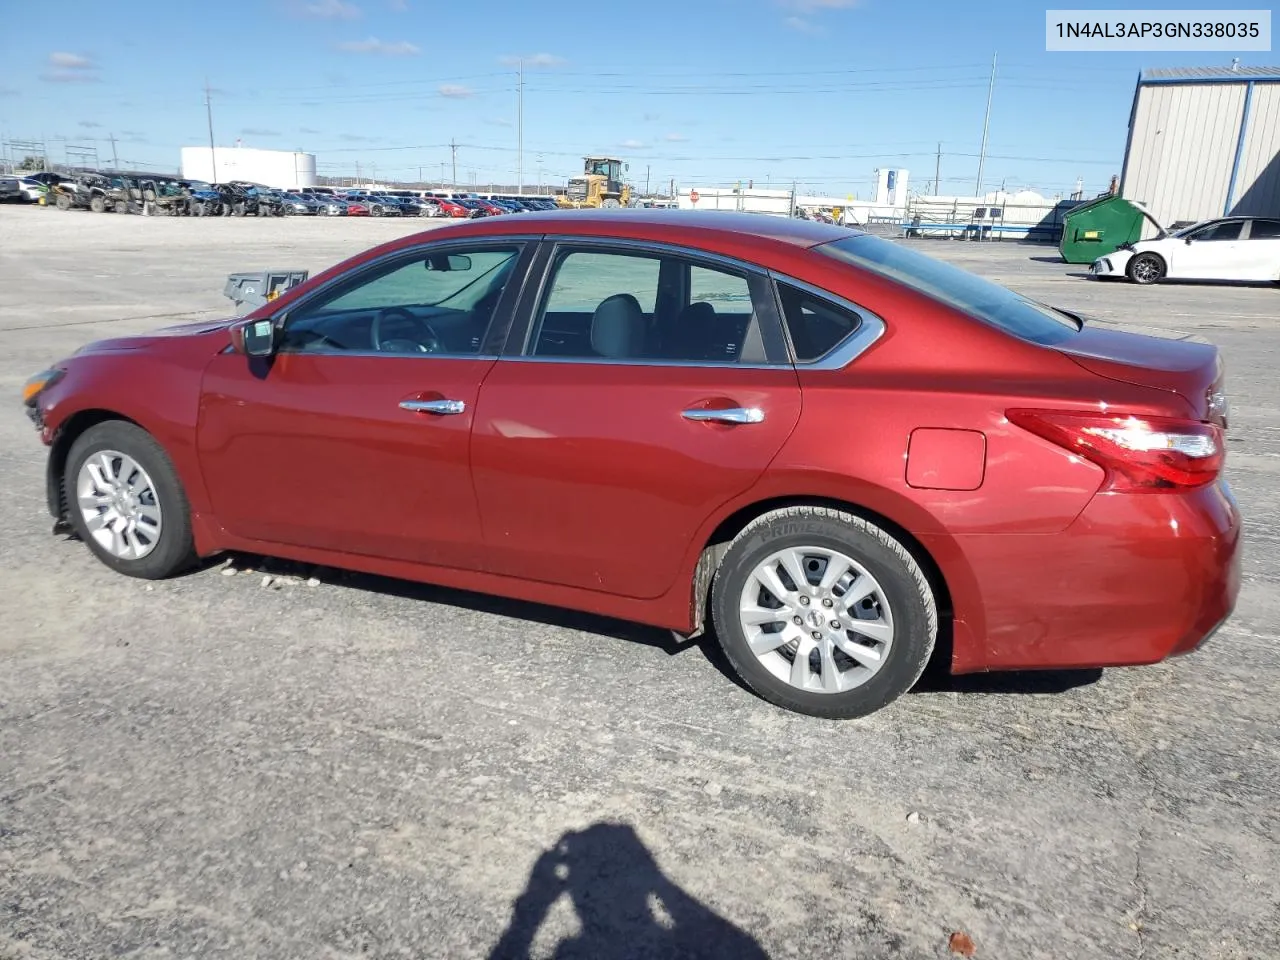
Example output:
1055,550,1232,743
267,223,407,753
1090,215,1280,285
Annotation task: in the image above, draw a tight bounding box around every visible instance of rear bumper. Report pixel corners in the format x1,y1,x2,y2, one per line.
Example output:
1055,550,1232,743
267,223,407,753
948,479,1241,672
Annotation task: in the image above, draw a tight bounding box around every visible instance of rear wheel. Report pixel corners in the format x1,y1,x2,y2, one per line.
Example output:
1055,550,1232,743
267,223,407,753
114,200,128,214
1127,252,1166,285
710,506,937,719
55,193,71,211
601,197,621,209
89,195,106,213
63,421,197,580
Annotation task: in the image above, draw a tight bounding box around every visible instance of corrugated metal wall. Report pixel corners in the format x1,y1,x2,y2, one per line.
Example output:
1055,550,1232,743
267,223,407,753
1231,84,1280,217
1123,83,1246,228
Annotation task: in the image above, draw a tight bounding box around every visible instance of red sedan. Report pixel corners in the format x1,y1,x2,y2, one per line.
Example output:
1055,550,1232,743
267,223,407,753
21,211,1240,718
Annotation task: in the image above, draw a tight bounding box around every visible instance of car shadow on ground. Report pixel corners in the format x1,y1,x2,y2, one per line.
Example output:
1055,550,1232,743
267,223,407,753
487,821,770,960
209,551,1105,704
1028,255,1066,264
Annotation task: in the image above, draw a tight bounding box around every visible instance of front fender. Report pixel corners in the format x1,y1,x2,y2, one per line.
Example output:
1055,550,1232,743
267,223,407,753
38,347,216,526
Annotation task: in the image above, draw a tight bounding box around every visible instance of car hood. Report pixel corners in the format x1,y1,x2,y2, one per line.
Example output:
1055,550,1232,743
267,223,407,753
74,317,236,354
1055,325,1222,420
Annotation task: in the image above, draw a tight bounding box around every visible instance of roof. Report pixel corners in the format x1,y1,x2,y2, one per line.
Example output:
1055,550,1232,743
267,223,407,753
1140,65,1280,83
427,208,863,249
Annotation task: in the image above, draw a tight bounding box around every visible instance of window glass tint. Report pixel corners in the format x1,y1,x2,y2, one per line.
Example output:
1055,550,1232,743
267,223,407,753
1249,219,1280,239
280,245,521,355
1195,221,1243,241
530,249,762,363
776,283,863,362
819,234,1079,346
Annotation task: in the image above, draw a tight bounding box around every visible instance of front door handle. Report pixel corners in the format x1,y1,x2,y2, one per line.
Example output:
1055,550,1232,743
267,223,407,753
681,406,765,425
400,398,466,415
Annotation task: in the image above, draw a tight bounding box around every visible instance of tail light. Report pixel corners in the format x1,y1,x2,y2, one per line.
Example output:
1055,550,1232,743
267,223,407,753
1007,409,1224,493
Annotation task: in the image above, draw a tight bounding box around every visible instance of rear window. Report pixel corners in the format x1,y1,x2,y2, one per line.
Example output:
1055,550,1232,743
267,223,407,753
818,234,1080,346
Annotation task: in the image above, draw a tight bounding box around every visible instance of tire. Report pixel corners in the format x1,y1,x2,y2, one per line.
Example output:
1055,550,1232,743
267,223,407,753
114,200,128,214
55,193,71,211
1127,252,1165,285
62,421,197,580
89,195,106,213
710,506,937,719
601,197,621,209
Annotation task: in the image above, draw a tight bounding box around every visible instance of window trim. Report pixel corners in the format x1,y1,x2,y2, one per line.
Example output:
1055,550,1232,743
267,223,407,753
767,273,887,370
267,235,539,360
501,236,792,368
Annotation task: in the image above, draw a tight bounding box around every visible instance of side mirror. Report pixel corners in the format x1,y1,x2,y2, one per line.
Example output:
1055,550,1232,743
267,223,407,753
1185,237,1193,244
231,317,277,357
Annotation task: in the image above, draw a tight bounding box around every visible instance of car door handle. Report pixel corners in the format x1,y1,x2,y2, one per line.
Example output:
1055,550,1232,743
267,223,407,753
400,398,466,415
681,407,765,424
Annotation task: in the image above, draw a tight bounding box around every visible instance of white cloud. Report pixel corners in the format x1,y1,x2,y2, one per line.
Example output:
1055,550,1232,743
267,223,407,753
784,15,822,32
620,139,646,149
303,0,361,18
485,117,514,127
643,112,660,122
78,120,102,129
49,52,95,70
389,0,408,8
439,84,474,99
336,37,420,56
499,53,565,68
299,126,322,134
664,132,688,142
242,127,281,137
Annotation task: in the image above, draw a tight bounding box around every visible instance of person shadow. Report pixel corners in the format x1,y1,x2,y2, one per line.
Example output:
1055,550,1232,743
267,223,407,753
487,822,770,960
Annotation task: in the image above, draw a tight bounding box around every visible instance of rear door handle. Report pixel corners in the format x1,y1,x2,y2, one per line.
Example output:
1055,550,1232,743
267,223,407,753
400,398,466,415
681,407,765,425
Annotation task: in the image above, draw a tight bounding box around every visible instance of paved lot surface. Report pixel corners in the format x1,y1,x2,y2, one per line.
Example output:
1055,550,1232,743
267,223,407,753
1,205,1277,959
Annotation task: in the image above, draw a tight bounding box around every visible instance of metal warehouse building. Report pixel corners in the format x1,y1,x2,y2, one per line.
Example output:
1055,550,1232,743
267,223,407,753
179,146,317,189
1120,65,1280,229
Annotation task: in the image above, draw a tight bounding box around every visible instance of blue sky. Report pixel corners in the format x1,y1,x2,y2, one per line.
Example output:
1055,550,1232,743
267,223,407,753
0,0,1272,196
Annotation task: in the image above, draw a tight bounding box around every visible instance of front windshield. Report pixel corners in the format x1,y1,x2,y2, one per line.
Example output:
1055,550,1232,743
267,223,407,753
819,235,1080,346
1171,220,1211,238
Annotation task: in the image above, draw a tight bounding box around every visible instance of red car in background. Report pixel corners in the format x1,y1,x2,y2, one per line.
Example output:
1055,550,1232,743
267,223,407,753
345,201,370,217
427,196,470,218
21,211,1240,718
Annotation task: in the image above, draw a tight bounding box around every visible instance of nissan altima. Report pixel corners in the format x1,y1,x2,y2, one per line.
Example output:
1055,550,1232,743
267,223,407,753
22,211,1240,718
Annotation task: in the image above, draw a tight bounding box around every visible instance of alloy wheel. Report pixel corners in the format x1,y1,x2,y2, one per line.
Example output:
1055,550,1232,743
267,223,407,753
75,450,163,560
737,546,894,694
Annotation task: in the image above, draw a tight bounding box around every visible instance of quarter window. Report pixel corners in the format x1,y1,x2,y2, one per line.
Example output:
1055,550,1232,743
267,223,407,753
775,282,864,363
529,248,766,364
279,245,522,355
1248,219,1280,239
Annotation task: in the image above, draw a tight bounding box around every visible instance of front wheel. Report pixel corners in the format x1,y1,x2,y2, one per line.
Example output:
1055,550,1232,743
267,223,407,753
1127,252,1165,285
710,506,937,719
601,197,621,208
63,421,197,580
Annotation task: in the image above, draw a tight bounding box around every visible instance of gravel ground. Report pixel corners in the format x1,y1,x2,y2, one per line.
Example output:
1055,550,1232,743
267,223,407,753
1,205,1277,960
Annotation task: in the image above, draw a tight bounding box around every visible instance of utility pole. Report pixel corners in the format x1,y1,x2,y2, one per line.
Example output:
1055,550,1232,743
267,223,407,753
450,139,458,186
645,164,650,195
356,159,361,184
204,79,217,181
109,133,119,170
933,142,941,195
975,52,996,197
516,58,524,195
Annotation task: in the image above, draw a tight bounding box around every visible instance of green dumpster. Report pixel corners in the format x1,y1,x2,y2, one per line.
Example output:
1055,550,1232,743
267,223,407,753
1059,196,1160,264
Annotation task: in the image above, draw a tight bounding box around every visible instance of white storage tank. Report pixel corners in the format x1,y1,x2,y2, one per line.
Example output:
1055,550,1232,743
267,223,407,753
180,146,317,188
